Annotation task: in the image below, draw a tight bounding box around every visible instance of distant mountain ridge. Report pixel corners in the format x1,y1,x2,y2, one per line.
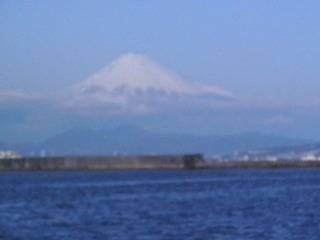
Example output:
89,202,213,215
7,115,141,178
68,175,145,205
2,126,316,157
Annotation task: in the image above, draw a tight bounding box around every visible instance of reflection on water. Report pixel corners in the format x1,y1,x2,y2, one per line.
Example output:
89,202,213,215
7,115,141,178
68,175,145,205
1,169,320,240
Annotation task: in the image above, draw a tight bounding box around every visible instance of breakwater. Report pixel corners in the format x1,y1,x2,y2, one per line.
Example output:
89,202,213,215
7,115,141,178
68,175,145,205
1,155,320,171
0,154,205,171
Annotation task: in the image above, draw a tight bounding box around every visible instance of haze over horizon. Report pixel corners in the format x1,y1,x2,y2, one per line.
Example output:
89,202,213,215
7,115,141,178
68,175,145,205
1,1,320,143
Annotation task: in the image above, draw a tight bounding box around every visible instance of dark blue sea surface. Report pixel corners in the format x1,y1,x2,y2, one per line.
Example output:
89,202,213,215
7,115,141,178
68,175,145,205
1,169,320,240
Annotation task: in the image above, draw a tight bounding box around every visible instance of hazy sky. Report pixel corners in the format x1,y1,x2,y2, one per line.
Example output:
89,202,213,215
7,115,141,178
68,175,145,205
1,1,320,143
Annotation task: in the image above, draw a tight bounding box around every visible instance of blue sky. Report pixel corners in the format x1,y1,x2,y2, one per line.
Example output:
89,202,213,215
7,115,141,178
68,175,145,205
1,1,320,143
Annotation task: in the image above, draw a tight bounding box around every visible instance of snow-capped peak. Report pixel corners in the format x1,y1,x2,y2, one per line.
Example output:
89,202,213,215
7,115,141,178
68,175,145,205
75,53,233,98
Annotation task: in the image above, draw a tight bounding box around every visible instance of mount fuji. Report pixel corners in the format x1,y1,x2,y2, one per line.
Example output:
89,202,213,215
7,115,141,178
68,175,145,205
63,54,234,116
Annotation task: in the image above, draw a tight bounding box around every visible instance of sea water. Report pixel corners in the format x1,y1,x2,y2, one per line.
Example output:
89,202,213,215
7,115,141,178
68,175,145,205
0,169,320,240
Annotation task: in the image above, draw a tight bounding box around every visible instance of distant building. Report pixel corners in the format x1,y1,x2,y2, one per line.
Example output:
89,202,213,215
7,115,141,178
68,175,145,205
0,151,21,159
266,156,278,162
301,154,320,161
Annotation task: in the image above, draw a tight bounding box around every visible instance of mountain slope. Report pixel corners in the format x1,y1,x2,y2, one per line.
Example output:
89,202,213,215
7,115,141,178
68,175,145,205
76,54,233,98
62,54,234,116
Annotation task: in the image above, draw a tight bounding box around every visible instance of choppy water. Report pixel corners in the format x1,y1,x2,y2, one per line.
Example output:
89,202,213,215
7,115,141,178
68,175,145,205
1,169,320,240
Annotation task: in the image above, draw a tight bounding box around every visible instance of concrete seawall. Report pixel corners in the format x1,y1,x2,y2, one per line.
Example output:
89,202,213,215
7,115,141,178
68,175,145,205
2,155,320,171
0,154,205,171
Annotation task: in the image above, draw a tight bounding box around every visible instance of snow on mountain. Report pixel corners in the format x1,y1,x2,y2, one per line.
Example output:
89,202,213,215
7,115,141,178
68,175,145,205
63,53,234,116
76,53,232,97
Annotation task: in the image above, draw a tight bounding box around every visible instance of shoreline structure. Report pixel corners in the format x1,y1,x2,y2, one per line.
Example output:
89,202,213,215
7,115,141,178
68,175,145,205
1,154,320,171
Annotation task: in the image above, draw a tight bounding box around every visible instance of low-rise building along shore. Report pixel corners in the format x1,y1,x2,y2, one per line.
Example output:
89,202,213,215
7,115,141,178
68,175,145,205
0,151,21,159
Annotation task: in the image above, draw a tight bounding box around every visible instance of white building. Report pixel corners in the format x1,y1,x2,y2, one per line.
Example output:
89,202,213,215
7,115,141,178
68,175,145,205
0,151,21,159
301,154,320,161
